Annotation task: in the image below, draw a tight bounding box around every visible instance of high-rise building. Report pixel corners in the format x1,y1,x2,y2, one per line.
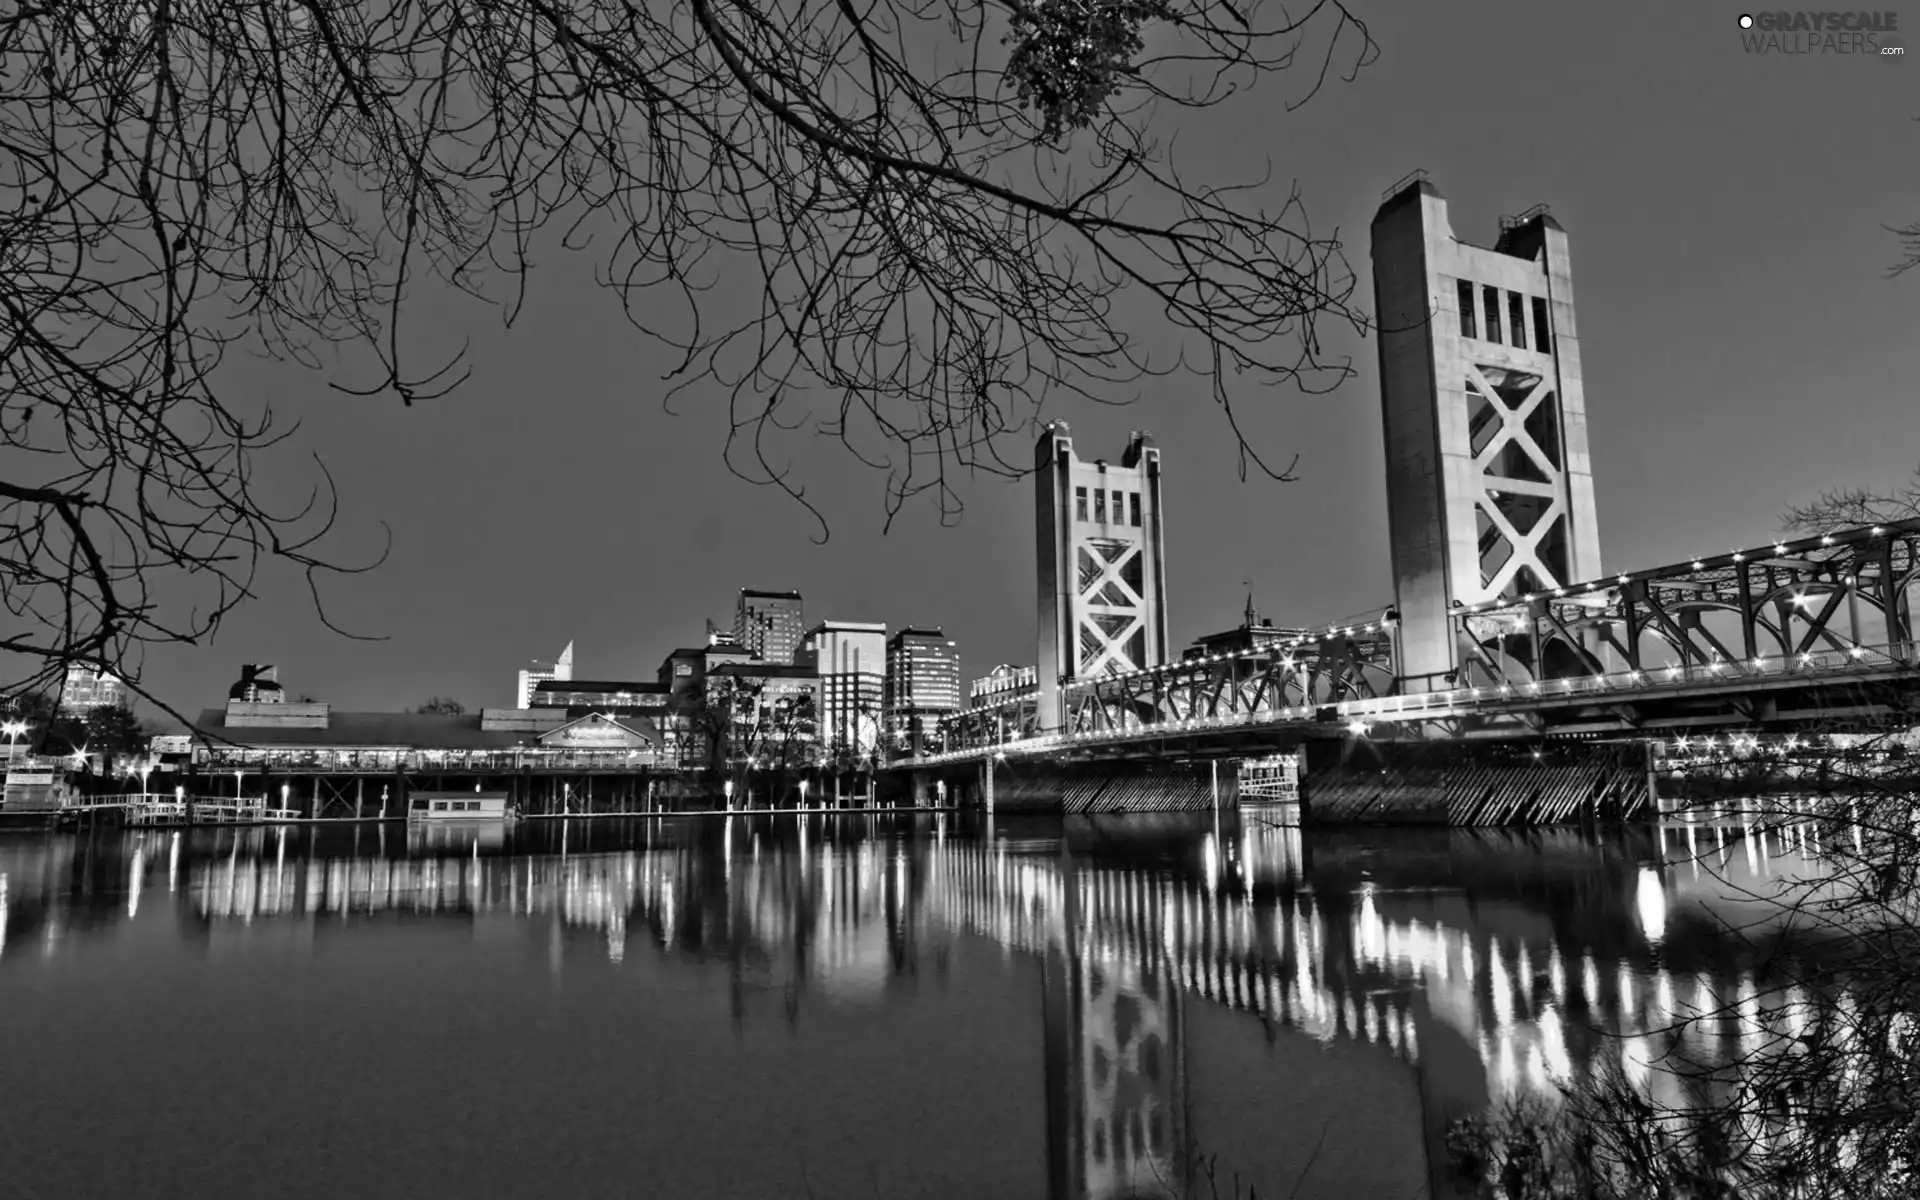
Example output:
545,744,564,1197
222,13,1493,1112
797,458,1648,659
801,620,886,757
735,589,805,665
884,628,961,752
516,641,574,709
1370,173,1601,687
1035,423,1170,732
58,667,126,713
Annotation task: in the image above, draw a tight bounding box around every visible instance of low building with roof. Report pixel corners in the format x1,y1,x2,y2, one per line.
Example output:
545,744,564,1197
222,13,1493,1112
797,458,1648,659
172,667,680,816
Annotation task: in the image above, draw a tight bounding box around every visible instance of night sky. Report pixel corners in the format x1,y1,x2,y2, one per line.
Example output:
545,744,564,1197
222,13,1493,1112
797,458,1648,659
138,1,1920,719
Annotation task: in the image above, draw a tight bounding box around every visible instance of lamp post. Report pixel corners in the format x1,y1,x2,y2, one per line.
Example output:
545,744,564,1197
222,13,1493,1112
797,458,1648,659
139,758,153,800
799,779,809,812
234,768,244,808
2,719,27,764
724,778,735,812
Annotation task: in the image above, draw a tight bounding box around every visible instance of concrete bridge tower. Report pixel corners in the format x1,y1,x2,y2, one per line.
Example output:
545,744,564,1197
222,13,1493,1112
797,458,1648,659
1371,173,1604,690
1035,422,1171,733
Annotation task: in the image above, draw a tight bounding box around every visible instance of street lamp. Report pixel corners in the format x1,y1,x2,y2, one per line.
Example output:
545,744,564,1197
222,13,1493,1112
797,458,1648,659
724,779,735,811
799,779,810,811
138,758,153,798
2,719,27,763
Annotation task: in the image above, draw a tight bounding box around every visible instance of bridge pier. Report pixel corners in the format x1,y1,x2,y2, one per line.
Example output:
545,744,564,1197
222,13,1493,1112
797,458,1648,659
1299,739,1655,826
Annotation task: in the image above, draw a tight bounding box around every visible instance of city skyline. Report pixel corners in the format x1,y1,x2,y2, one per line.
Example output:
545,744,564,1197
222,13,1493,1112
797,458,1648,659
122,4,1917,719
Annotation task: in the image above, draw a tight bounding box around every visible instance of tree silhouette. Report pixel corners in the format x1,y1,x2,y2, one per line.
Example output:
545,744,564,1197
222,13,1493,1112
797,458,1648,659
0,0,1376,712
417,697,466,715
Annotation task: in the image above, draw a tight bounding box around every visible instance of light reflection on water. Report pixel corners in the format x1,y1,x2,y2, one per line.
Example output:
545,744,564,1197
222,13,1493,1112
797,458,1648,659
0,808,1828,1198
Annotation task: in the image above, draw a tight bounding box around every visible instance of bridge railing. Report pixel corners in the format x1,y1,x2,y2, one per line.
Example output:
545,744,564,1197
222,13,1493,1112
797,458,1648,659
904,641,1913,764
190,748,671,774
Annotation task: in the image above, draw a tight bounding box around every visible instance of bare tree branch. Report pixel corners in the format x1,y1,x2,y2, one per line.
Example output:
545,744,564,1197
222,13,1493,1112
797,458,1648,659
0,0,1376,703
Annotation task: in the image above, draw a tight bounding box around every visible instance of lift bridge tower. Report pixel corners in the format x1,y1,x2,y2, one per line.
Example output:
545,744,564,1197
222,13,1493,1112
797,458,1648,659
1371,172,1604,691
1035,423,1171,734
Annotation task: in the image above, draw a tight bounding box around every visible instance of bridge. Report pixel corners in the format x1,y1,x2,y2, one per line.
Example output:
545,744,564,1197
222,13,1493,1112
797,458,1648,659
903,174,1920,820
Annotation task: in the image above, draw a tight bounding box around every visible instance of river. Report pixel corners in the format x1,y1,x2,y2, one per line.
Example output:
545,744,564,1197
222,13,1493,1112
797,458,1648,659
0,809,1814,1198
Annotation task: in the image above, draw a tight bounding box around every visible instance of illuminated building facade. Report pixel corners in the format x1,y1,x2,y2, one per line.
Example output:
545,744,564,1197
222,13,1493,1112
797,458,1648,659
1035,423,1170,732
58,668,126,714
802,621,887,757
884,628,961,753
735,589,805,665
516,641,574,709
969,664,1036,706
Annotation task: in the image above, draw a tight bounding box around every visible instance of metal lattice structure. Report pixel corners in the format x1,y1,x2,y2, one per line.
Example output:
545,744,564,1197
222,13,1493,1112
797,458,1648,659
1452,519,1920,694
916,520,1920,765
1061,633,1397,736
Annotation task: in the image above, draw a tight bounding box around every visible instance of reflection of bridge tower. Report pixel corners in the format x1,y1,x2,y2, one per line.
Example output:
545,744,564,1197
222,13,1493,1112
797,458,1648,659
1371,174,1604,689
1045,855,1189,1199
1036,422,1170,733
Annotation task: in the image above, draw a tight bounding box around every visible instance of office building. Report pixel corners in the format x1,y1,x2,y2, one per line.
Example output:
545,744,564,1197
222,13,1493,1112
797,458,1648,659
802,620,886,757
735,589,805,665
885,628,961,752
516,642,574,709
58,668,126,713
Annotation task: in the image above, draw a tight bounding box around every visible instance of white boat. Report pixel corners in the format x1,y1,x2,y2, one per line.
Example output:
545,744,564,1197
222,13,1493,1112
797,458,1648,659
407,791,513,821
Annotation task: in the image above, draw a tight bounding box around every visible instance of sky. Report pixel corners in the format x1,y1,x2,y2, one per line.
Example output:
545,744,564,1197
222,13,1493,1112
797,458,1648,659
135,0,1920,720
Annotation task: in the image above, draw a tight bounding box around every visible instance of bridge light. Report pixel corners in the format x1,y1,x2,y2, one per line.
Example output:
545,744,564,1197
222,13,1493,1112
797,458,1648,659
1753,657,1768,669
1873,526,1886,536
1851,646,1866,658
1346,720,1369,736
1774,544,1788,555
1821,534,1835,546
1800,653,1813,665
1665,667,1680,680
1691,561,1704,570
1617,574,1629,584
1732,553,1745,563
1554,588,1566,597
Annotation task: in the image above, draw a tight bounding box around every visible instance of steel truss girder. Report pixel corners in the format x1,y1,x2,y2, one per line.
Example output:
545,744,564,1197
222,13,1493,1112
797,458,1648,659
1449,520,1920,694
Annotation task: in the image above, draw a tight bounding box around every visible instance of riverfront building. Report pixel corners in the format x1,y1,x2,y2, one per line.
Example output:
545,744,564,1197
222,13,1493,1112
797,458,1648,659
885,628,961,753
735,589,805,665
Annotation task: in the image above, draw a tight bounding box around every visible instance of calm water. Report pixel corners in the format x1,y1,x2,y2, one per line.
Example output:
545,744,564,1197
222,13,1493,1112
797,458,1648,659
0,810,1809,1198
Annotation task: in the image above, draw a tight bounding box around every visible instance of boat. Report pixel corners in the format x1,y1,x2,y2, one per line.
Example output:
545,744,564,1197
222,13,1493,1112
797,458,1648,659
407,790,514,822
2,757,80,820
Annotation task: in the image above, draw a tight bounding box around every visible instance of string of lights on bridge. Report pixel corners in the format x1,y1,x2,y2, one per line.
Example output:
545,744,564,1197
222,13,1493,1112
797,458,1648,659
917,520,1919,766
